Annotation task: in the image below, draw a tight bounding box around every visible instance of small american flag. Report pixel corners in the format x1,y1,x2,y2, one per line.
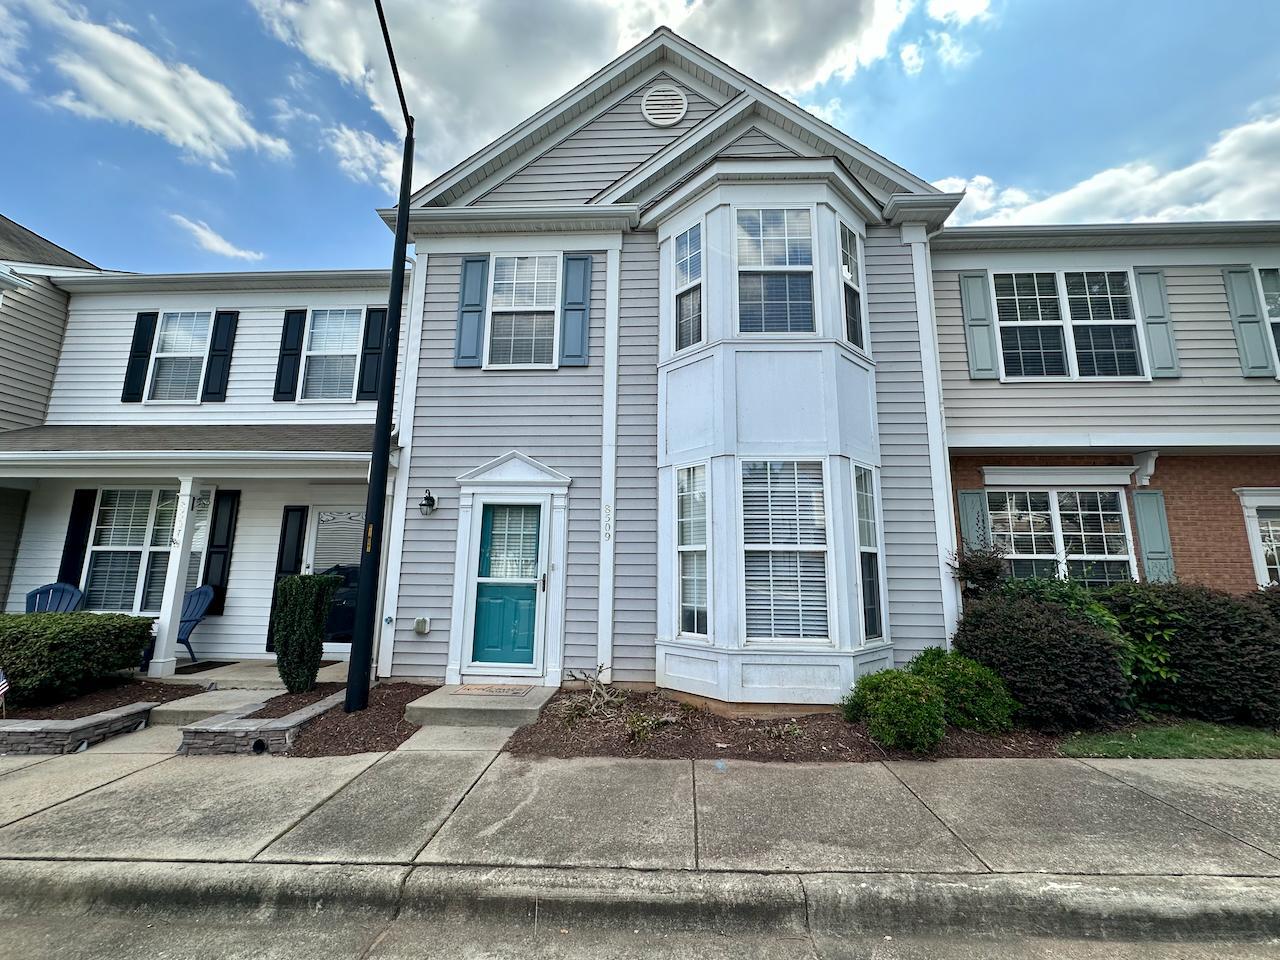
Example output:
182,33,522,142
0,668,8,702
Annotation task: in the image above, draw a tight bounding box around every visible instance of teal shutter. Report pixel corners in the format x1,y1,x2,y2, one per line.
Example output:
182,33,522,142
1223,267,1276,377
1134,269,1180,377
1132,489,1175,583
958,272,999,379
454,257,489,368
559,253,591,366
956,490,991,549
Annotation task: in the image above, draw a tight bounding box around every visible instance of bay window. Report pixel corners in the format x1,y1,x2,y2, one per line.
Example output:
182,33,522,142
487,254,560,367
148,311,212,402
676,464,708,635
742,460,829,641
674,224,703,351
986,488,1136,587
839,223,866,350
300,308,363,400
736,208,814,333
854,466,882,640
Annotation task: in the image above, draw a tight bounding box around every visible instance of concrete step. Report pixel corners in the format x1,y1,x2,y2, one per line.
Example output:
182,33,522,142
404,684,556,728
396,724,518,752
149,689,271,726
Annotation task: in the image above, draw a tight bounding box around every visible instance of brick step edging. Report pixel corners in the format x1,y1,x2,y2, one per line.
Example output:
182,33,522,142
0,703,158,755
179,689,347,756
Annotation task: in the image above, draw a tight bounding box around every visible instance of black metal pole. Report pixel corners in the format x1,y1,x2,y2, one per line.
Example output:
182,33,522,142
345,116,413,712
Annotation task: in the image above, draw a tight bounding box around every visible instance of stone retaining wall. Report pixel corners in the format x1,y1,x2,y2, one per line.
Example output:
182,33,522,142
0,703,158,754
179,689,346,755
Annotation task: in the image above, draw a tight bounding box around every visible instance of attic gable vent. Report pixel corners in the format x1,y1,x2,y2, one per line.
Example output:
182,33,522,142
641,84,688,127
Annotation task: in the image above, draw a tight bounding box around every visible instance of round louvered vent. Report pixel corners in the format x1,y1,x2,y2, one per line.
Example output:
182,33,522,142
641,84,688,127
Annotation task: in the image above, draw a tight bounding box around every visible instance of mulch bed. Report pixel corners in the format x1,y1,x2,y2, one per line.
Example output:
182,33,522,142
3,679,197,721
286,682,438,757
505,689,1061,762
243,682,346,720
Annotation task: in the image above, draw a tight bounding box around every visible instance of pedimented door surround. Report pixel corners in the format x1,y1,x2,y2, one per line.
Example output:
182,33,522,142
447,451,570,686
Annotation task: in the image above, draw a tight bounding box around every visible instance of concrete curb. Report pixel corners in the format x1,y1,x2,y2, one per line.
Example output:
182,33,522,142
2,860,1279,942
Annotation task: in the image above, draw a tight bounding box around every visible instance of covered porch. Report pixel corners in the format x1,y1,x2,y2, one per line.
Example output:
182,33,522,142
0,424,384,677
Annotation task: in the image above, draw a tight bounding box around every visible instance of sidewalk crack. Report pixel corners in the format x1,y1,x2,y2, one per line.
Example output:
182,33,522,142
880,761,993,872
408,748,502,862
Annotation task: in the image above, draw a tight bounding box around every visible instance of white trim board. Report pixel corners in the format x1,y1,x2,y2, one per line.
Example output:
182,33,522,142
982,465,1139,487
1235,487,1280,587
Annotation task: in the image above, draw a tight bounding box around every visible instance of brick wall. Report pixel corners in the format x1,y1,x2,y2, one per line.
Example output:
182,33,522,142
950,453,1280,593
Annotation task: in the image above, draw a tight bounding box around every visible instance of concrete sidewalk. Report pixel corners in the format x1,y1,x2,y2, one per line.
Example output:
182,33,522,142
1,734,1279,956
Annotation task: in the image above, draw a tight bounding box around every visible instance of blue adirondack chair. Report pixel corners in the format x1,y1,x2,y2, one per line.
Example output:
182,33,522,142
141,585,216,668
25,582,84,613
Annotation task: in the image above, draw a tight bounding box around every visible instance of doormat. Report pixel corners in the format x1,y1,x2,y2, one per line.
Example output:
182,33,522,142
174,660,237,675
454,684,534,697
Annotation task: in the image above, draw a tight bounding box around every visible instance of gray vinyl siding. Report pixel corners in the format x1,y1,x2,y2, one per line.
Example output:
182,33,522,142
0,487,28,606
473,77,717,206
716,129,798,159
392,253,606,677
612,232,660,681
935,264,1280,436
865,226,948,663
0,275,68,430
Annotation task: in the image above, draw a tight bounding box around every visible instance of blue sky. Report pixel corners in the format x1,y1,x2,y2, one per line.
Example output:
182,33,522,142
2,0,1279,273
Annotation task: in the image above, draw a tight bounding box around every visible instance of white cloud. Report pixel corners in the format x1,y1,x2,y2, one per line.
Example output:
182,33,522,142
327,124,402,193
169,215,265,261
803,97,846,125
899,42,924,76
0,13,28,91
936,109,1280,225
926,0,990,25
931,31,975,68
0,0,287,171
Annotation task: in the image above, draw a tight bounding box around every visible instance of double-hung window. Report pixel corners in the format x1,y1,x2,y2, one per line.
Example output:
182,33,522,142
736,208,814,333
674,224,702,352
854,466,883,641
83,488,212,613
488,254,560,367
993,270,1143,378
742,460,829,641
1259,268,1280,363
986,488,1136,587
148,311,212,401
676,464,708,635
300,308,363,400
1257,507,1280,585
839,223,866,350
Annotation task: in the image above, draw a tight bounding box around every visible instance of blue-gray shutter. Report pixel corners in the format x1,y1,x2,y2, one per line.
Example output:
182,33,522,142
356,307,387,400
958,272,999,379
200,310,239,402
454,257,489,368
956,490,991,549
559,253,592,366
1132,489,1175,583
1222,267,1276,377
121,312,157,402
273,309,308,401
1133,269,1179,377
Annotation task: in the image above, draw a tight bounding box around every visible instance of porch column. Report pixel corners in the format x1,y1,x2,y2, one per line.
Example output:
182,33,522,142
149,476,199,678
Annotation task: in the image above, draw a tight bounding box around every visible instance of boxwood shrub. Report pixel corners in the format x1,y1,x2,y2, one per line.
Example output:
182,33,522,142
907,647,1017,733
1098,582,1280,727
953,579,1130,732
0,612,154,706
841,669,945,754
271,574,340,694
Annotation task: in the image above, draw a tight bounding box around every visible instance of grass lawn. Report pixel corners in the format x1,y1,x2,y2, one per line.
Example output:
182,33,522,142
1061,719,1280,759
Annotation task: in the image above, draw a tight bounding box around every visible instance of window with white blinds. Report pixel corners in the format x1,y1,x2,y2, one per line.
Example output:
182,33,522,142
300,308,363,400
676,464,708,635
311,510,365,571
736,208,815,334
488,254,560,367
742,460,829,641
674,224,702,352
84,488,212,613
147,311,212,401
854,466,883,641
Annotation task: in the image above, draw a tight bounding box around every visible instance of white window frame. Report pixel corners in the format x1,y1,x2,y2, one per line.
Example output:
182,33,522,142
80,485,215,615
143,309,214,405
296,306,366,403
1254,266,1280,379
674,461,711,640
732,205,819,338
984,486,1139,585
482,251,563,371
838,221,870,356
737,456,835,647
852,462,888,646
1235,487,1280,587
673,221,705,353
989,267,1152,383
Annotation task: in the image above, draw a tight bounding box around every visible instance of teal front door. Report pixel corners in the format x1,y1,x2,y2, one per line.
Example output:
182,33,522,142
471,504,540,665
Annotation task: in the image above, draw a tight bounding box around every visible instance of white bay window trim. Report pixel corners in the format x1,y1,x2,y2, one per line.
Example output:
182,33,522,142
733,205,819,337
482,251,563,371
673,221,704,353
298,307,365,402
674,461,710,638
1235,487,1280,587
144,310,213,404
838,221,870,354
852,463,886,644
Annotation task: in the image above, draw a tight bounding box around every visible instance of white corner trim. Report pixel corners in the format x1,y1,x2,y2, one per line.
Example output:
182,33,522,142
596,246,621,681
983,465,1139,487
377,250,428,678
907,236,961,639
1234,487,1280,588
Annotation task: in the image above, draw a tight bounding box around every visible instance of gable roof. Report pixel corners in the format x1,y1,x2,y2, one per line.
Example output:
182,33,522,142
409,27,937,212
0,214,96,269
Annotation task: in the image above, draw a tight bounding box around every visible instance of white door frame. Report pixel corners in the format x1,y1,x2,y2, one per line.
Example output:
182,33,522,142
447,451,571,686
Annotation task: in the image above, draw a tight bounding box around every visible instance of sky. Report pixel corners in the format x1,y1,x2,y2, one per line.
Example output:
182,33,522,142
2,0,1280,273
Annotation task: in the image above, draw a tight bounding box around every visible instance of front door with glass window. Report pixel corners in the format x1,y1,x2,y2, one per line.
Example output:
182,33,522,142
305,508,365,645
471,503,541,665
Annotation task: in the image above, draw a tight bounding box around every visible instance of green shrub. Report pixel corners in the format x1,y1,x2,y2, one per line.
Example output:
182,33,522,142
1093,581,1182,710
954,542,1007,597
907,647,1017,733
1097,582,1280,727
1259,583,1280,624
953,584,1130,732
271,574,339,694
0,613,153,706
843,669,945,753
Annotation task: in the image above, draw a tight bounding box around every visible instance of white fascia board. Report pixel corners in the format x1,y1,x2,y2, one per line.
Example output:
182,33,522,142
413,231,624,256
949,429,1280,451
55,269,391,294
0,452,371,480
386,205,639,237
982,465,1138,487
